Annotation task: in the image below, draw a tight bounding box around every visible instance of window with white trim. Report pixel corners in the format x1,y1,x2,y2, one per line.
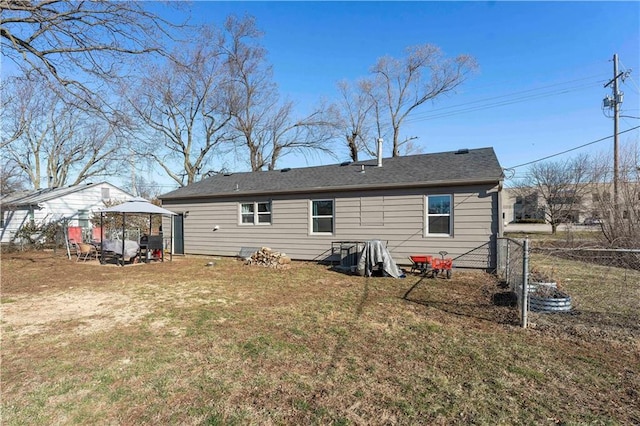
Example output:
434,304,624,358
240,201,271,225
426,194,452,236
78,209,90,228
311,199,334,234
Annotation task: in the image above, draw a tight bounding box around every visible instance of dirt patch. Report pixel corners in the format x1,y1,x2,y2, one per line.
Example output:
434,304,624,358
529,310,640,345
1,289,150,337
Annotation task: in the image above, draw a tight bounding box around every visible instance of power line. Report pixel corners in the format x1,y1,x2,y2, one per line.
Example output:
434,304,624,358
619,59,639,94
408,82,600,123
405,74,607,123
417,74,607,115
506,126,640,169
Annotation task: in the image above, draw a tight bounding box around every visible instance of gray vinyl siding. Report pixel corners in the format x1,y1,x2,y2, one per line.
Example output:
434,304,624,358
162,182,500,268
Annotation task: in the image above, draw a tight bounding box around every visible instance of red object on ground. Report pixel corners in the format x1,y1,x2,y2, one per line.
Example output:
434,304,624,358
431,257,453,270
409,254,453,278
409,255,433,265
68,226,82,244
92,227,103,242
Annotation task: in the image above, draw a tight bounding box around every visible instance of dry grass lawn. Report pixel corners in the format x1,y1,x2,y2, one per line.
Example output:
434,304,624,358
1,250,639,425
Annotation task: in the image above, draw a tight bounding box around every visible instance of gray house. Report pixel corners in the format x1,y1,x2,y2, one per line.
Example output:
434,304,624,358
159,147,504,269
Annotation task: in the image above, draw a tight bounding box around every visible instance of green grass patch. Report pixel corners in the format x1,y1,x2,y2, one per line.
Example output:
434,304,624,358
507,365,546,382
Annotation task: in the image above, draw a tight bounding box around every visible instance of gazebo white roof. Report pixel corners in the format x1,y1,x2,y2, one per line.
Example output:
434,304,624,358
100,197,176,215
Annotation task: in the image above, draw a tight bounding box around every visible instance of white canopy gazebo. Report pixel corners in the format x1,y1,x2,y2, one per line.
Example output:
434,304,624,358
98,197,176,265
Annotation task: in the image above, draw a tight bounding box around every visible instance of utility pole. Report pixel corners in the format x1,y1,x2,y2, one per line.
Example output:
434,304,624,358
612,54,620,202
603,54,624,201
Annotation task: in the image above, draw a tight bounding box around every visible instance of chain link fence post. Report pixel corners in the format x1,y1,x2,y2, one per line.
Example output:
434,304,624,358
521,238,529,329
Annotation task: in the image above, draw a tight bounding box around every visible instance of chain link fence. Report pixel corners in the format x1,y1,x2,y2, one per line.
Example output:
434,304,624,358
497,237,640,331
451,241,495,270
529,245,640,337
496,238,528,327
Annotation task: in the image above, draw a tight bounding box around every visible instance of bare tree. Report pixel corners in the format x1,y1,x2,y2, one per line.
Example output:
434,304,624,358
1,75,125,189
0,163,28,195
222,15,274,171
263,102,336,171
517,154,594,234
1,1,180,101
132,176,163,201
590,141,640,247
223,15,333,171
128,26,233,187
331,79,377,162
369,44,477,156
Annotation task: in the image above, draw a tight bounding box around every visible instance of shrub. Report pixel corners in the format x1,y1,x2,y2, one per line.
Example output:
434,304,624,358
13,220,60,247
515,218,546,224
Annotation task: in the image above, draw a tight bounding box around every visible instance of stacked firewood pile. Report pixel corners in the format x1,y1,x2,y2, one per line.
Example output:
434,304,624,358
245,247,291,269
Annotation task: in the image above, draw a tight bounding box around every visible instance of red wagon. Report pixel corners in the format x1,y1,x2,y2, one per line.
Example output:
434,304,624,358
408,255,433,275
408,251,453,279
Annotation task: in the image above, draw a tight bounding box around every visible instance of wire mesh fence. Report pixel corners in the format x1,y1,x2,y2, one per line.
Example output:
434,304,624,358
497,237,527,327
533,246,640,271
529,246,640,337
452,241,495,270
497,236,640,331
496,238,525,289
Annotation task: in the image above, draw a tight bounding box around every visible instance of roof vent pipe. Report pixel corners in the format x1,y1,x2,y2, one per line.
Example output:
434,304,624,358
377,138,383,167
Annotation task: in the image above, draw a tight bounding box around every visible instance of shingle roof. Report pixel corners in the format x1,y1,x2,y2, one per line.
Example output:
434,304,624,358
0,182,126,207
159,147,503,201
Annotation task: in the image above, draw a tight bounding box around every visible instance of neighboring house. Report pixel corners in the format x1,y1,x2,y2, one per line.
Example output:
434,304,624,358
504,187,581,224
514,192,545,222
159,148,504,270
503,183,636,225
0,182,134,244
503,189,547,224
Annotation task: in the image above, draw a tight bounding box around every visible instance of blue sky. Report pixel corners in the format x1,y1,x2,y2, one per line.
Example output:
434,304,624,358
173,1,639,185
5,1,637,191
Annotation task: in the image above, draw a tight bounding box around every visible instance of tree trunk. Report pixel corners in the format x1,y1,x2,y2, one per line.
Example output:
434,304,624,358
392,126,400,157
347,134,358,162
